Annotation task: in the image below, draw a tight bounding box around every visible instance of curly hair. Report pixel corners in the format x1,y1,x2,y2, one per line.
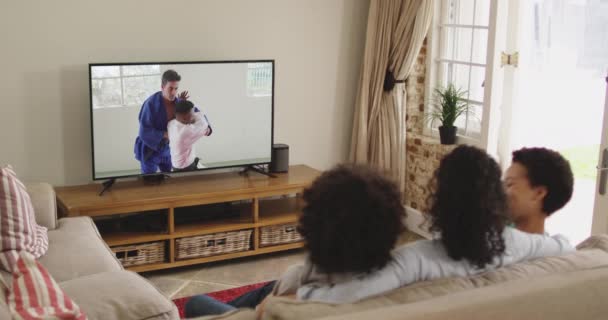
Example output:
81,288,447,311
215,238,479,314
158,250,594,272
297,164,406,275
512,148,574,216
428,145,508,269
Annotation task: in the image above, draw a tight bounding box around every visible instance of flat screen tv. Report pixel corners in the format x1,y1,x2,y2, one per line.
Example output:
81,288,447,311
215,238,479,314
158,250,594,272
89,60,274,180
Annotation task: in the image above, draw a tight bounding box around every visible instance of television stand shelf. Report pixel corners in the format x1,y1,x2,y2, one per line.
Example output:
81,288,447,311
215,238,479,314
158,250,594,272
54,165,319,272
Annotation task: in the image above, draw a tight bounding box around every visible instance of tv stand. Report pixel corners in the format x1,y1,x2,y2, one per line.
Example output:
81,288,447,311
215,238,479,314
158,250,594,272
98,178,116,196
240,165,277,178
55,165,319,273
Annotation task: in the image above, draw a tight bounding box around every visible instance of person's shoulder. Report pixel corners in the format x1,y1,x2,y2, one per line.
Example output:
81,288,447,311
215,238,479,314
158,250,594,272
502,226,571,246
167,119,178,129
502,226,531,245
502,226,519,237
143,91,162,106
393,239,436,259
502,226,543,241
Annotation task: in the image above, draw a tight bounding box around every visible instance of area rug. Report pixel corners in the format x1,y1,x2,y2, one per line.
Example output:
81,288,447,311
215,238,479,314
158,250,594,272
173,281,271,319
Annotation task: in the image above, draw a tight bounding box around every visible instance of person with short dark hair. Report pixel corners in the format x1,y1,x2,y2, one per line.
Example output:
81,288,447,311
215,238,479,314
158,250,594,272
161,69,181,86
134,69,192,174
184,164,406,317
505,147,574,234
168,100,212,172
294,146,573,303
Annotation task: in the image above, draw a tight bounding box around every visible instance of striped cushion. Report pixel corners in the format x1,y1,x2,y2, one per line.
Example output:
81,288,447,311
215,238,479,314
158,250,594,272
0,166,49,272
4,252,86,320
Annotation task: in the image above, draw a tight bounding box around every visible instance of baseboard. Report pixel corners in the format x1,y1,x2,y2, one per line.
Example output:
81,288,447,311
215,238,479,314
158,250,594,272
403,206,432,239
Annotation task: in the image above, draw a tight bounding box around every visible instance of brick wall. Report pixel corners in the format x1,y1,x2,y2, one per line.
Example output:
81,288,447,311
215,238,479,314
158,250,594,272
404,41,456,212
404,135,456,211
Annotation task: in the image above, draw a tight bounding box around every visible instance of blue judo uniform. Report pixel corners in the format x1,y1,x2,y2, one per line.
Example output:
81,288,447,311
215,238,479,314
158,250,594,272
134,91,174,174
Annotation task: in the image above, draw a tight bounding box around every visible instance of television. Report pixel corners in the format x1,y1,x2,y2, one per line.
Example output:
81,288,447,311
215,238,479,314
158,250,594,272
89,60,274,181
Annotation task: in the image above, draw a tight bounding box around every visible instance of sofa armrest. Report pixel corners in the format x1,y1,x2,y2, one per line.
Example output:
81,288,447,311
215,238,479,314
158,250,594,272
60,271,179,320
25,182,57,230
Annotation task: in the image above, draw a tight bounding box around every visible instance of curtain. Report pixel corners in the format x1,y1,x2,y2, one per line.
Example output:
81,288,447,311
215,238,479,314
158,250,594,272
350,0,434,193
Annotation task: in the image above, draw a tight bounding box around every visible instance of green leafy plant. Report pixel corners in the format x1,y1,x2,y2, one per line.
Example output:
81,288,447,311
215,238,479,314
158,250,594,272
426,83,470,128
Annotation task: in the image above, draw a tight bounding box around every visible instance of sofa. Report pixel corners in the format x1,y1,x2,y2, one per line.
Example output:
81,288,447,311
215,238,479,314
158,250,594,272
0,183,179,320
194,234,608,320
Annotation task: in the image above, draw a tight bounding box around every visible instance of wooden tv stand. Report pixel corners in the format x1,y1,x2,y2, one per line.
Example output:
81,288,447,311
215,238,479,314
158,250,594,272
54,165,320,272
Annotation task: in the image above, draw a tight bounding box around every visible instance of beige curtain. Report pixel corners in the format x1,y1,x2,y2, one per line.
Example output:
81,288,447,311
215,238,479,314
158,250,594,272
350,0,434,192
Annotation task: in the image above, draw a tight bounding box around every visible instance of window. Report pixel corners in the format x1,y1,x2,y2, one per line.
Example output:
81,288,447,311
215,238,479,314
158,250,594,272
247,63,272,97
427,0,492,139
91,65,161,109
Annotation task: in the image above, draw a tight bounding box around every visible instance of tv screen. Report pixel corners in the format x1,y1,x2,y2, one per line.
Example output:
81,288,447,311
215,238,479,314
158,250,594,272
89,60,274,180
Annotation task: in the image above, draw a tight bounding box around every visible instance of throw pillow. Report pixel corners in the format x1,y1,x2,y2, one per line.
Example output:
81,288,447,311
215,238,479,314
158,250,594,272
3,252,86,320
0,165,49,272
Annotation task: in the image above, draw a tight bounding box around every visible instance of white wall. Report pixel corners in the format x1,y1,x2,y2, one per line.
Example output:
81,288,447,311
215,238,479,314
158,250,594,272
0,0,369,186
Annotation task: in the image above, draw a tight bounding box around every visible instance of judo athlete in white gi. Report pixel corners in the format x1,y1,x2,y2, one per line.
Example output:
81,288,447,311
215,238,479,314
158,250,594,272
168,100,212,172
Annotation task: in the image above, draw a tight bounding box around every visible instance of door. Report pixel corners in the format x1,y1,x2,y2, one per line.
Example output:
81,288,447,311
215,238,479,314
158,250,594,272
500,0,608,243
592,76,608,235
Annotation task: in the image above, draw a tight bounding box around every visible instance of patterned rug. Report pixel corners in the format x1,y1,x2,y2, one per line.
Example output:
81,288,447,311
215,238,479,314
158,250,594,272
173,281,270,319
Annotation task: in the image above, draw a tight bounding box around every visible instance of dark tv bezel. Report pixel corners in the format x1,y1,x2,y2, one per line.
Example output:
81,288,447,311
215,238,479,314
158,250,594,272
88,59,275,181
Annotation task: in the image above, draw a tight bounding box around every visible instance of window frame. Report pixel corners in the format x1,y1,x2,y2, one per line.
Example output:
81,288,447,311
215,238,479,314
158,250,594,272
424,0,498,147
91,65,161,109
246,63,273,98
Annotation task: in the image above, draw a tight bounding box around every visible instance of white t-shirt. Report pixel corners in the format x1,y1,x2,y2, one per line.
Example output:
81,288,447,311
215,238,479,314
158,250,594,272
167,112,209,169
292,227,573,303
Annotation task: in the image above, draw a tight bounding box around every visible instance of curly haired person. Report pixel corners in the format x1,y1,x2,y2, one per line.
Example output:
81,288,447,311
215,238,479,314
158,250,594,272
185,164,406,317
295,145,574,303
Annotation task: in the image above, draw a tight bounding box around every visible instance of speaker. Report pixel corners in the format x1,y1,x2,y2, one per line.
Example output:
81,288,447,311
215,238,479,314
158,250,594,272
270,143,289,173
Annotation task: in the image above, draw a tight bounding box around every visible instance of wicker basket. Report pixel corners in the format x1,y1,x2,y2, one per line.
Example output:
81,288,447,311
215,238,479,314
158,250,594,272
260,223,303,247
112,241,166,267
175,229,253,260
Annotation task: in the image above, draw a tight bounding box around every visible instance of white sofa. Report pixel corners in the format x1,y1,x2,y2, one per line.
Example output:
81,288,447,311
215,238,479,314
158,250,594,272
0,183,179,320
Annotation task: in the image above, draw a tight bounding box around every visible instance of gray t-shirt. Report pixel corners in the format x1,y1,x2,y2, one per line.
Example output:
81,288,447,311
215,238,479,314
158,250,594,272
281,227,573,303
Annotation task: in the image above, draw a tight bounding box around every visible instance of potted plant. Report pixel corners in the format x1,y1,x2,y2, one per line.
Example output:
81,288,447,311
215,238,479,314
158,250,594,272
425,83,470,145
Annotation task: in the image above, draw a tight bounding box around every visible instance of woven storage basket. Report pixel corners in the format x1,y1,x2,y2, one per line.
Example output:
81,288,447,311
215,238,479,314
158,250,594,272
112,241,166,267
176,229,253,260
260,223,303,247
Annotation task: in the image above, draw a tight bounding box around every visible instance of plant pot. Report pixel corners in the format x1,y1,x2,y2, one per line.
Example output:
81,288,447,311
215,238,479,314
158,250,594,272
438,126,457,145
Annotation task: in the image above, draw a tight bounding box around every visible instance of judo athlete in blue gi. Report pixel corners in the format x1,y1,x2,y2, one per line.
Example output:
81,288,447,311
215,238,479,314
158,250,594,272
134,69,190,174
